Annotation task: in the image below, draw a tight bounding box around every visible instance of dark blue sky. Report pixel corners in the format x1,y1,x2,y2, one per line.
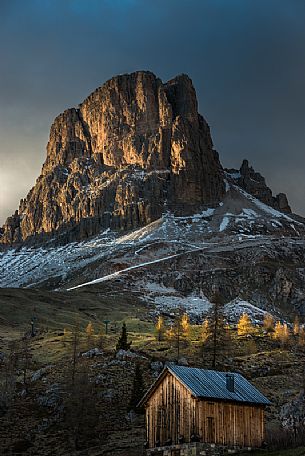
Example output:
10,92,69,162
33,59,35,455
1,0,305,223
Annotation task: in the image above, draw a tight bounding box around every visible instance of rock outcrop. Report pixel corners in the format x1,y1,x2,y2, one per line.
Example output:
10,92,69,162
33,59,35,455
1,71,225,245
226,159,292,214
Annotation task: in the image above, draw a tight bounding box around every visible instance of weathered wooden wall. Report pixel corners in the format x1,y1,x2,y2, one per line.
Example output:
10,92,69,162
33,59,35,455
145,372,264,448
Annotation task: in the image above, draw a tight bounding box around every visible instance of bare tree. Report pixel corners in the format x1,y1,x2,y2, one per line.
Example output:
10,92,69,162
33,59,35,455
0,342,18,414
210,291,226,369
71,322,80,386
166,312,185,360
63,360,99,450
16,336,33,390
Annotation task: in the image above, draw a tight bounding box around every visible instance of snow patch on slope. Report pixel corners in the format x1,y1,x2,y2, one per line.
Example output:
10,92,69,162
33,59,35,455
224,298,268,323
219,216,230,232
136,280,212,316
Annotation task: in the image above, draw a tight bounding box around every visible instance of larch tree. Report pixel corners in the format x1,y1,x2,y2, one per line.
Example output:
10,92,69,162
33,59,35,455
273,322,290,346
273,321,282,340
299,326,305,347
166,313,184,360
282,323,290,345
1,341,18,412
200,318,211,360
201,319,211,345
209,291,227,369
263,313,274,335
237,313,254,337
85,321,94,346
18,336,33,389
63,360,99,450
293,316,300,336
97,326,104,349
63,327,70,347
71,322,80,385
181,313,190,340
155,315,164,342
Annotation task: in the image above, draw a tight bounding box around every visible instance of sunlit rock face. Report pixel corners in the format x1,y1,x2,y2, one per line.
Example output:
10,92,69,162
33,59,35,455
0,71,225,244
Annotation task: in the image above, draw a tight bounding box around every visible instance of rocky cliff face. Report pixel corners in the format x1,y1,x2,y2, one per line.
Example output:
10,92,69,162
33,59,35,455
226,159,292,214
1,71,225,245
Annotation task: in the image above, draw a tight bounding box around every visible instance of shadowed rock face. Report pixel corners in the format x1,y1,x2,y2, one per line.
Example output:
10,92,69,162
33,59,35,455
0,71,225,245
226,159,292,214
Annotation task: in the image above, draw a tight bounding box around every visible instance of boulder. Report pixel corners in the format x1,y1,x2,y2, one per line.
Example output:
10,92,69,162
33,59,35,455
81,348,103,358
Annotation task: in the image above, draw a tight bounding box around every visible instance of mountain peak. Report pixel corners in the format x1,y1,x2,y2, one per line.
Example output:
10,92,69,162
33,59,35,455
0,71,224,245
226,160,292,214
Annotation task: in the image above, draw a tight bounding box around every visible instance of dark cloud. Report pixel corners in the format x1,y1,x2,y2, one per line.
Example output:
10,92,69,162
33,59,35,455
1,0,305,223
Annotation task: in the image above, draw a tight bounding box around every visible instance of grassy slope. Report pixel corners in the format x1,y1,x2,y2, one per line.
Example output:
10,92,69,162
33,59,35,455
0,285,304,455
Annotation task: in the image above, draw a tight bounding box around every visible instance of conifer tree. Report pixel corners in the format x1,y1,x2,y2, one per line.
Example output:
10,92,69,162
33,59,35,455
237,313,253,337
129,363,145,413
116,322,132,351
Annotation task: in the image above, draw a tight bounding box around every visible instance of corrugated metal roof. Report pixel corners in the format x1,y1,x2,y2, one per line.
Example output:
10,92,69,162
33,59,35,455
168,365,270,405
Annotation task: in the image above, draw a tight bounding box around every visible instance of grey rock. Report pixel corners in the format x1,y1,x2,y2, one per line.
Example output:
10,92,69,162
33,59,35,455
31,365,52,382
37,383,62,408
178,357,189,366
116,349,145,360
150,361,163,372
81,348,103,358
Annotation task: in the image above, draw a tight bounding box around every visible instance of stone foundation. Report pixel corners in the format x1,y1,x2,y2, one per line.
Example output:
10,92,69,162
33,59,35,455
147,442,253,456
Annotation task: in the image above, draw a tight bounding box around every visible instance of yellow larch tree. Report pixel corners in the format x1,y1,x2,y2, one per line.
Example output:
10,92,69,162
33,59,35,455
273,321,290,345
282,323,290,344
237,313,253,336
293,316,300,336
263,313,274,334
181,313,190,338
155,315,164,342
165,324,175,341
86,321,94,345
273,321,282,340
201,319,211,344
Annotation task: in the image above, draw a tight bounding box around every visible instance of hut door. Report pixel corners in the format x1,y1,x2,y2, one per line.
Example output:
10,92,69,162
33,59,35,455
207,417,215,443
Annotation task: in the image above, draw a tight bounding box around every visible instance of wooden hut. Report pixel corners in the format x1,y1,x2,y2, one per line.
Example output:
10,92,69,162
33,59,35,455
139,365,270,449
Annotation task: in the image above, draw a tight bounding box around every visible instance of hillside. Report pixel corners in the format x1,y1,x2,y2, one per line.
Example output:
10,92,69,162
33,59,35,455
0,285,305,455
1,71,305,455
